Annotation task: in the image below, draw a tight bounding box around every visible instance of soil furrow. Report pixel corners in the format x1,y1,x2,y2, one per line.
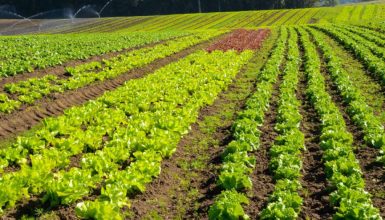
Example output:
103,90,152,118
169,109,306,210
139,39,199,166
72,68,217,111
245,29,289,218
0,37,219,142
356,147,385,217
246,73,282,219
298,61,333,219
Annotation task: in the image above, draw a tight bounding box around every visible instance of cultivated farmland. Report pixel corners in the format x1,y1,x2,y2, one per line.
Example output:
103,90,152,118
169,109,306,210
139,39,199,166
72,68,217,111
0,2,385,220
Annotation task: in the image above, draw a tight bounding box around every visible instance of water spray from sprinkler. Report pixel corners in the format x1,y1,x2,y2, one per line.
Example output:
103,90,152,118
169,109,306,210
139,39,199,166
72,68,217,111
99,0,114,16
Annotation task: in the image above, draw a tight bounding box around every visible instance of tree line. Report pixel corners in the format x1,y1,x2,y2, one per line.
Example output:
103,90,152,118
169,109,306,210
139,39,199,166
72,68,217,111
0,0,363,18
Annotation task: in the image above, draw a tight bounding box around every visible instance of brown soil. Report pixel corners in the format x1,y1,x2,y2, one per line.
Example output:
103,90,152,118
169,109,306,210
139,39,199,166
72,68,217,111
2,164,21,173
320,52,385,217
244,31,288,218
244,73,282,219
355,147,385,218
3,194,48,220
0,36,217,142
55,205,78,220
3,195,78,220
298,65,334,220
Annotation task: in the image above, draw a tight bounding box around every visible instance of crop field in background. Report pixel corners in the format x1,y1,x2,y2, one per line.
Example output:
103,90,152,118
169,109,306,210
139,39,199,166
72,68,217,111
0,3,384,35
0,2,385,220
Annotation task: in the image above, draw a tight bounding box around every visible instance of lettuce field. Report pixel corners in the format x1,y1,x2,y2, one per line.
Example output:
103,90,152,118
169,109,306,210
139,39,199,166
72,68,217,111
0,2,385,220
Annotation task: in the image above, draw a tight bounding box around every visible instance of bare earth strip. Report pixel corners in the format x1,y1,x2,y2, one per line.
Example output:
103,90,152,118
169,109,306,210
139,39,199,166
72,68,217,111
246,72,282,219
298,55,334,219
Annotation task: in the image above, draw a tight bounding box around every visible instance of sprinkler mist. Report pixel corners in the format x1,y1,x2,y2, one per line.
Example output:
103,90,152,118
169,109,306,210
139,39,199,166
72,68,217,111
99,0,114,16
0,10,30,20
0,0,118,35
0,9,37,34
73,5,100,19
2,9,72,34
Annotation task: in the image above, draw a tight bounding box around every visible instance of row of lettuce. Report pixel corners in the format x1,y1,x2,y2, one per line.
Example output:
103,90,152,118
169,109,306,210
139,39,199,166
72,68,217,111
315,25,385,92
260,28,304,219
308,26,385,165
0,40,255,218
209,26,288,219
313,24,385,164
299,28,381,219
209,26,383,219
0,32,221,168
0,32,221,114
0,31,187,77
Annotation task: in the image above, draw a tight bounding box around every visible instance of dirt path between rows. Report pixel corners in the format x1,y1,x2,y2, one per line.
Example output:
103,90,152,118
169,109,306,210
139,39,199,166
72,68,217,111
298,63,334,219
243,31,289,218
0,36,218,142
245,73,282,219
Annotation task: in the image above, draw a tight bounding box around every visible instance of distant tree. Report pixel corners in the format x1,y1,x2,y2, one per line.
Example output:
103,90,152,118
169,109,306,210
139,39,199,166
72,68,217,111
0,0,321,17
323,0,340,6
